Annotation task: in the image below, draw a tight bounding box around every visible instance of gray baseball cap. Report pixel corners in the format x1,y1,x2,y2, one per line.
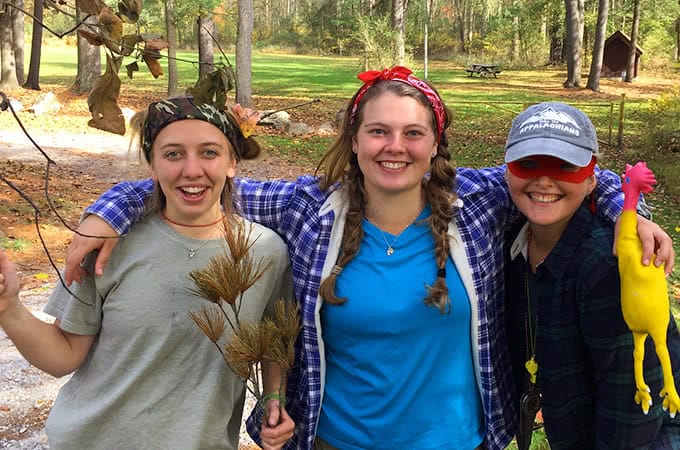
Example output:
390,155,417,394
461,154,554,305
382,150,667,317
504,102,599,167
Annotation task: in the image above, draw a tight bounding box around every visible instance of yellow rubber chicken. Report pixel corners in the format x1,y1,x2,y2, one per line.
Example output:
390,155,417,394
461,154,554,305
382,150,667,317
617,162,680,417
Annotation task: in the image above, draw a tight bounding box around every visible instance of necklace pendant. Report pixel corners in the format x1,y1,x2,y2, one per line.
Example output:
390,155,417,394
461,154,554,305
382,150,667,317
188,248,196,259
525,357,538,384
386,246,394,256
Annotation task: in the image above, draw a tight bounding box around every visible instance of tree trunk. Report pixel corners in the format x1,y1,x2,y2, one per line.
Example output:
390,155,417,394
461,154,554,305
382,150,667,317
24,0,43,90
165,0,179,96
176,22,184,48
236,0,253,106
577,0,584,72
452,0,465,53
563,0,583,87
264,0,271,37
424,0,432,78
548,2,563,65
73,9,101,94
676,17,680,60
12,0,25,85
465,2,475,45
0,9,19,90
624,0,640,82
479,2,488,39
197,15,214,79
512,15,520,61
392,0,406,65
586,0,608,91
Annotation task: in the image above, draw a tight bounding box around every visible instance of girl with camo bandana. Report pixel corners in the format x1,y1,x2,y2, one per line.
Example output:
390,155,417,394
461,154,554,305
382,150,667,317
0,97,295,450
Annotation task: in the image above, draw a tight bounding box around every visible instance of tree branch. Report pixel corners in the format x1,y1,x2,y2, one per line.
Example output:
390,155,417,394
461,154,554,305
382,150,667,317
6,3,91,38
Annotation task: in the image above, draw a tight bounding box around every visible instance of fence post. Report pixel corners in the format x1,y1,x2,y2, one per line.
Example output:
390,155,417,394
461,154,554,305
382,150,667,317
617,93,626,151
608,102,614,146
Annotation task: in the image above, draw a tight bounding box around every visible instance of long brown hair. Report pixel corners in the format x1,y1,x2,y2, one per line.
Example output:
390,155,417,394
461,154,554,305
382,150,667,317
316,80,457,314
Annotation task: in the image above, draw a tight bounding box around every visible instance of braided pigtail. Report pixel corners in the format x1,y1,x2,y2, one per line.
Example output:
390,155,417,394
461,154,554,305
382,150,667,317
423,133,457,314
318,164,367,305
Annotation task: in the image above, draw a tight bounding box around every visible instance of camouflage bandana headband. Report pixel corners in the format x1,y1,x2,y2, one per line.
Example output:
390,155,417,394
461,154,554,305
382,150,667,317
142,97,242,163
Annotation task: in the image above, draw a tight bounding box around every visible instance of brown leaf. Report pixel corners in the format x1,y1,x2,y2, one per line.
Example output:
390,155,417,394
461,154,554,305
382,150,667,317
143,53,163,78
125,61,139,79
140,38,166,78
77,28,104,46
187,73,217,106
186,66,234,110
99,7,123,53
117,0,142,23
77,0,106,14
120,34,141,56
143,47,161,60
144,38,169,52
87,55,125,135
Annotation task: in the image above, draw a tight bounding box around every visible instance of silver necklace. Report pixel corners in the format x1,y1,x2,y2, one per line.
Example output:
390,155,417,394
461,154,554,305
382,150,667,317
186,241,211,259
368,206,426,256
162,217,219,259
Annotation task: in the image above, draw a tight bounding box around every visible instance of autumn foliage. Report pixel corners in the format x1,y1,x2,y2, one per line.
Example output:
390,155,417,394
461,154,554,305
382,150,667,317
76,0,167,135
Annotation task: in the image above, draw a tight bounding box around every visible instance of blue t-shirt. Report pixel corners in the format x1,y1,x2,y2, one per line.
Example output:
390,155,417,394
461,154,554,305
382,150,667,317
316,206,485,449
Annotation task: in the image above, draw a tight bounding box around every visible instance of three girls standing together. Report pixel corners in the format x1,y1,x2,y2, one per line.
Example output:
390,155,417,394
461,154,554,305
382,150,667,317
1,66,679,449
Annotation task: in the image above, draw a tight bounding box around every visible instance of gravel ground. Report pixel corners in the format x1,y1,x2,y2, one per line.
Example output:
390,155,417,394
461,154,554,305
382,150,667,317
0,289,59,450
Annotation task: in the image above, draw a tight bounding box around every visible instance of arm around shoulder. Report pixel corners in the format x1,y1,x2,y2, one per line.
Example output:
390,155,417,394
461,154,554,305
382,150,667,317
65,178,153,284
84,178,154,235
593,167,624,220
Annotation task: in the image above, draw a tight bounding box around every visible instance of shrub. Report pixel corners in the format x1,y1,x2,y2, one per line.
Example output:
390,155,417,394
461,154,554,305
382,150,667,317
636,89,680,196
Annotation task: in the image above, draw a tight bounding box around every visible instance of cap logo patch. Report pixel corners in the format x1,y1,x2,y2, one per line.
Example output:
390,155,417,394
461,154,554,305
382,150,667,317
518,106,581,137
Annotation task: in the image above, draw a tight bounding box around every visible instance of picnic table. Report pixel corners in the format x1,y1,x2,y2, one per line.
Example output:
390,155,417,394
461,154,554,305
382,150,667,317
465,64,502,78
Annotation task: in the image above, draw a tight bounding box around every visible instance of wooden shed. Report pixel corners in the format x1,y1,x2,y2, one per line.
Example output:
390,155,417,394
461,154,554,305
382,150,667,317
601,30,644,78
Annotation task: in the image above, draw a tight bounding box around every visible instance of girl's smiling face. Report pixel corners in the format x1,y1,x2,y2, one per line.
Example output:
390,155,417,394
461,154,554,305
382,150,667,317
506,156,596,233
150,119,236,225
353,91,437,202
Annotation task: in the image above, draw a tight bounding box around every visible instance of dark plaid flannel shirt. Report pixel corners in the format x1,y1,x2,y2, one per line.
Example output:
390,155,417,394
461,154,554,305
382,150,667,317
506,204,680,450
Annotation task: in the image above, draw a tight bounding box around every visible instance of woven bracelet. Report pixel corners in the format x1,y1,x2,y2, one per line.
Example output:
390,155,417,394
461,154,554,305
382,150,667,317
261,392,286,407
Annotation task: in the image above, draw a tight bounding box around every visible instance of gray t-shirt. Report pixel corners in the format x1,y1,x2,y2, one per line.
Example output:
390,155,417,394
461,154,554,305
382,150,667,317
43,215,292,450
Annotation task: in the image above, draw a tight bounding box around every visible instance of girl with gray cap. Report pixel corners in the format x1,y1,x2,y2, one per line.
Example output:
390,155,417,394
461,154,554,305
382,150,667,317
504,102,680,449
0,97,295,449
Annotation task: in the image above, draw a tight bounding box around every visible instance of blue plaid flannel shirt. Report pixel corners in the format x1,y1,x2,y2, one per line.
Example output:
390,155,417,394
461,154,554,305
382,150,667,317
85,166,624,450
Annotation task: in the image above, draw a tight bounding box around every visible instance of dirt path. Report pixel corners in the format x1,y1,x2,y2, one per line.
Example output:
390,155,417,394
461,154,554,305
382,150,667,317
0,128,311,449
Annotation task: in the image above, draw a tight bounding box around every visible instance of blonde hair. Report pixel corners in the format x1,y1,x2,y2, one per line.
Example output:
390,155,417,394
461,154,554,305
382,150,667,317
316,80,457,314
